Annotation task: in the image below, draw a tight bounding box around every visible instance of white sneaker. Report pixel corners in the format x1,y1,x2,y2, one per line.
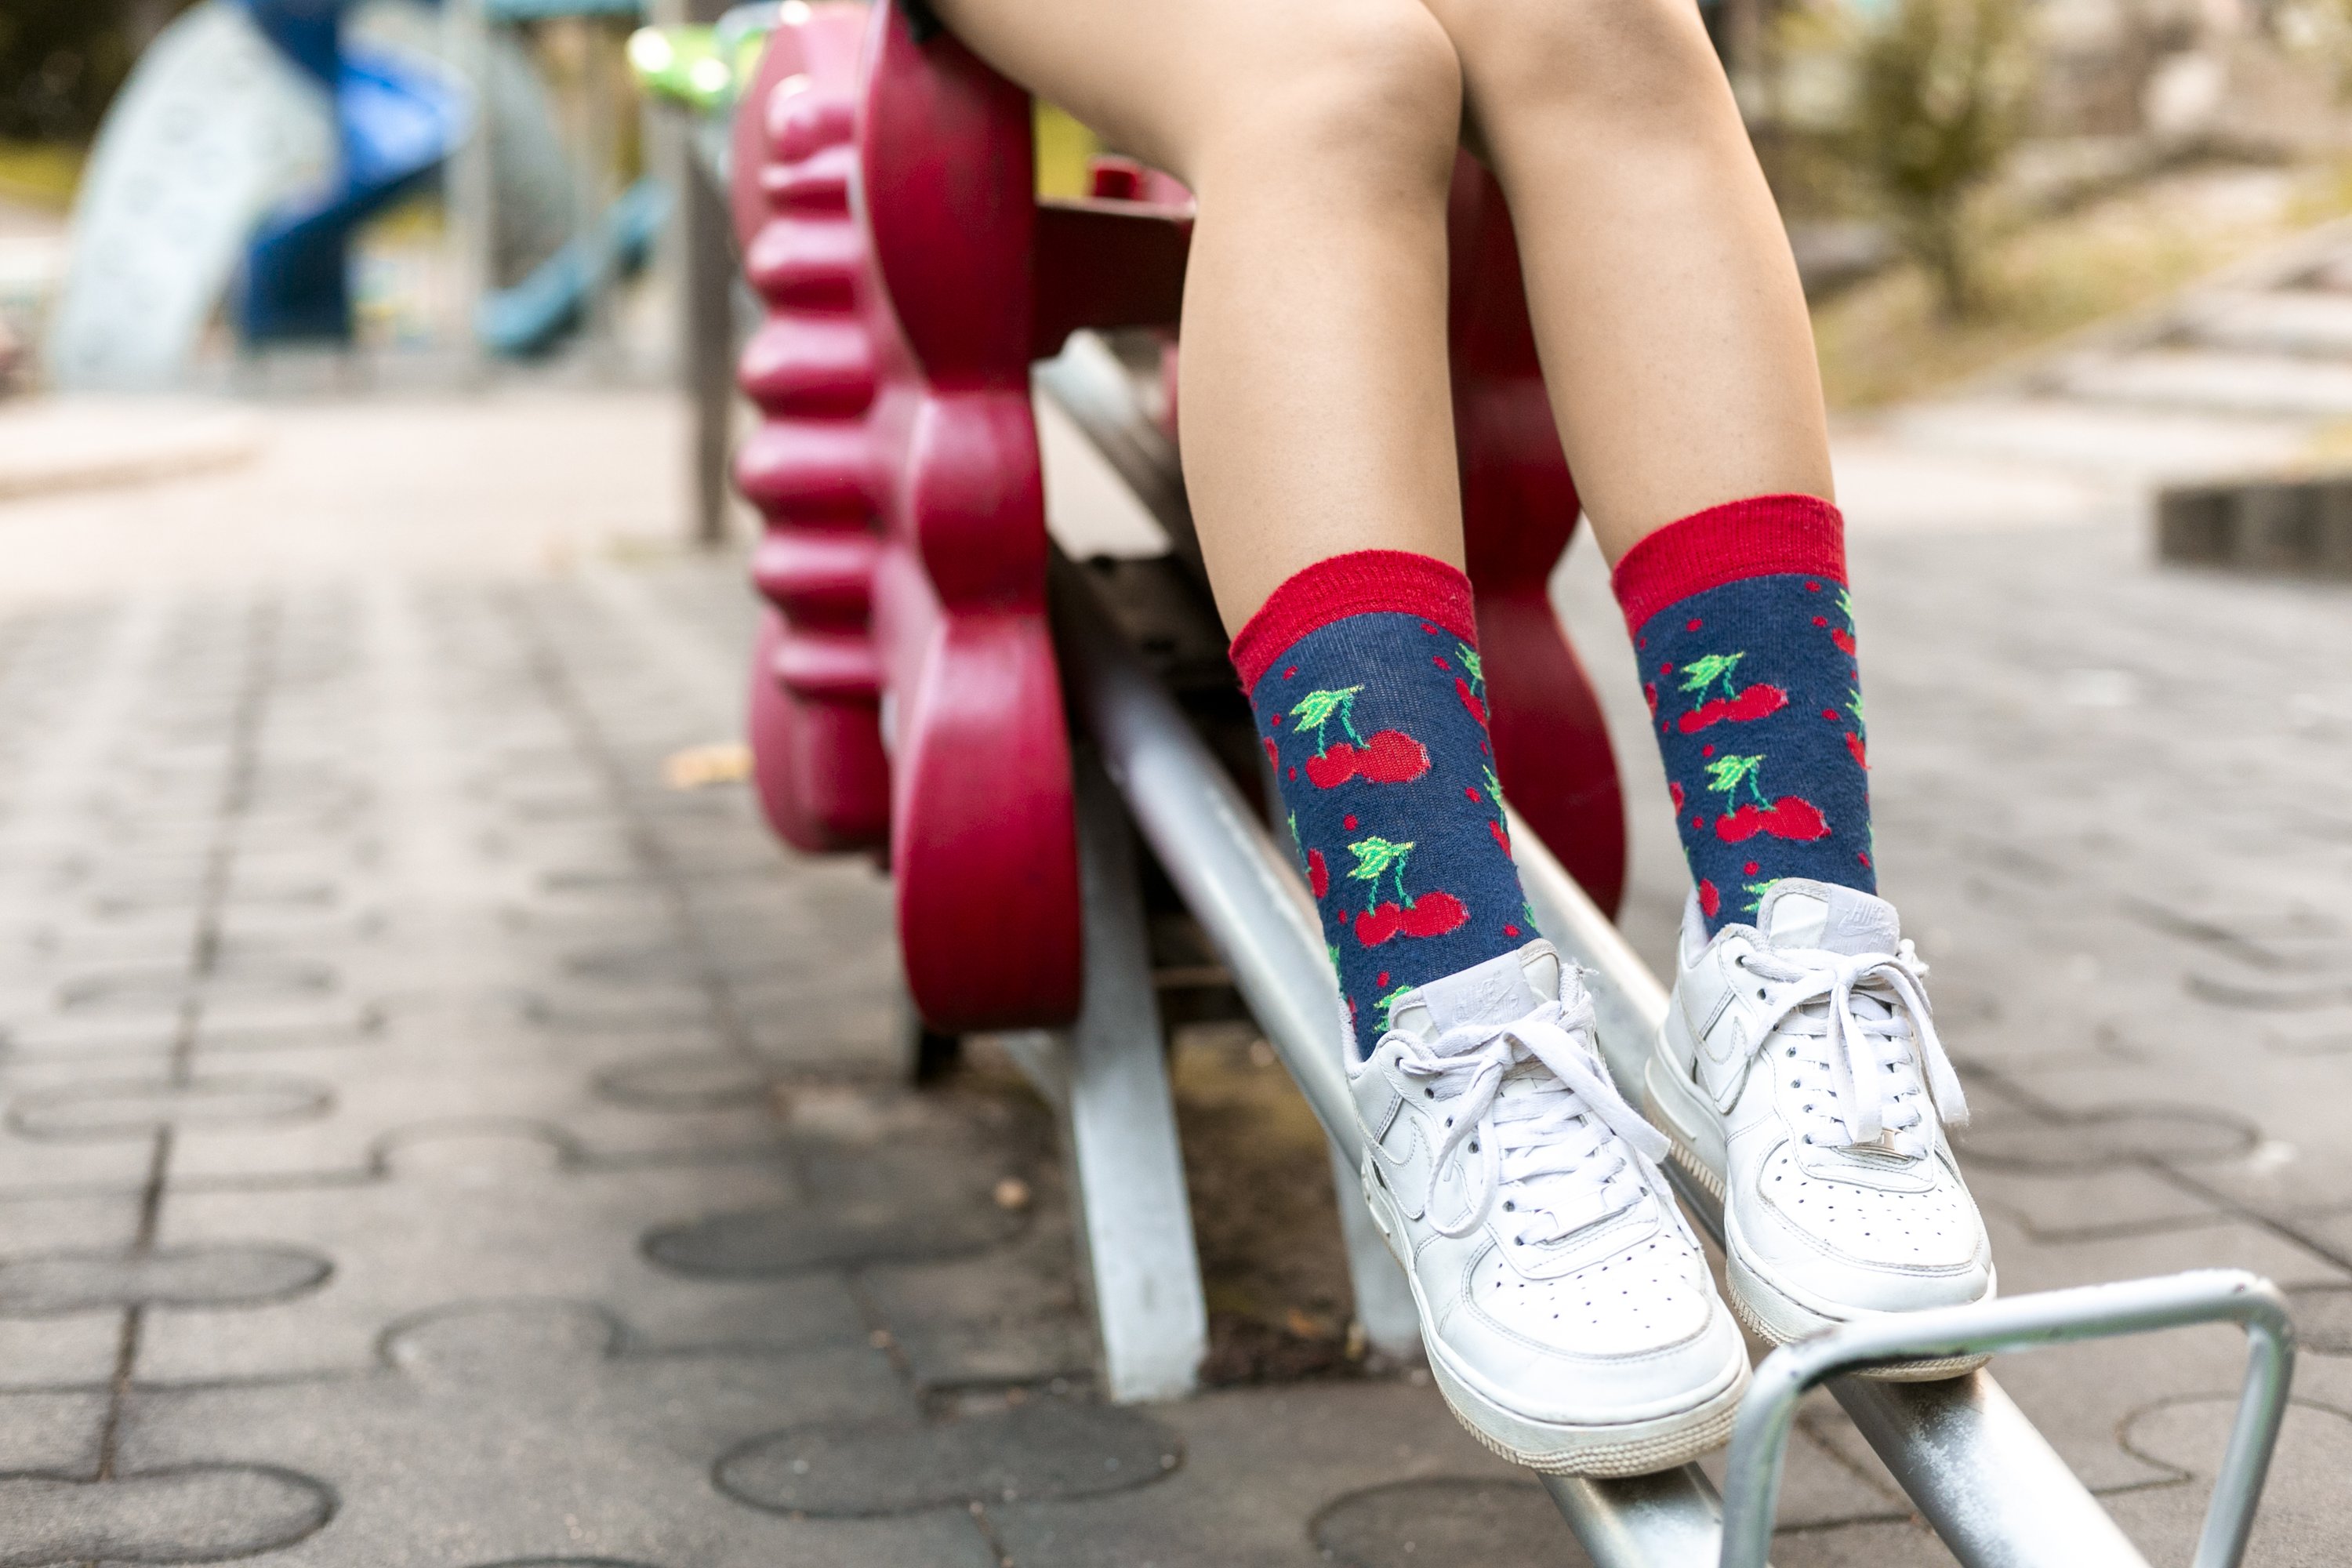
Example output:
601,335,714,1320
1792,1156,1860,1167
1643,880,1994,1379
1351,941,1750,1475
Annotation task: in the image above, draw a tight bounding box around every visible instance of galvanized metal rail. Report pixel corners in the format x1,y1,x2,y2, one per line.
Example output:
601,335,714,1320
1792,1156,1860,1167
1050,548,2293,1568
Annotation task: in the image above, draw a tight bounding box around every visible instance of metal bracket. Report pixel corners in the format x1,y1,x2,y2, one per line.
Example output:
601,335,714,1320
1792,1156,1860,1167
1720,1270,2296,1568
1000,746,1209,1403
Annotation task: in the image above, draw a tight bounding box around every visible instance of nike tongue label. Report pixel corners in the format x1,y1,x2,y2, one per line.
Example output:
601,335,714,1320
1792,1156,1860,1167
1764,883,1900,956
1417,946,1548,1033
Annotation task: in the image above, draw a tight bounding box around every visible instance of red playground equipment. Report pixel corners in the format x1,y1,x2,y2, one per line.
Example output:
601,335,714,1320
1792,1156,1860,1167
728,0,1625,1038
708,9,2296,1568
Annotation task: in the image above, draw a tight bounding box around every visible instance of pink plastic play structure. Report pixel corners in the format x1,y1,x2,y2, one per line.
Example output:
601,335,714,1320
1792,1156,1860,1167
730,1,1624,1035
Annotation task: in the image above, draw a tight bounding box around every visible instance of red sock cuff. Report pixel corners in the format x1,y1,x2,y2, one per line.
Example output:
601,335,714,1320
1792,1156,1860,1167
1610,494,1846,637
1229,550,1479,691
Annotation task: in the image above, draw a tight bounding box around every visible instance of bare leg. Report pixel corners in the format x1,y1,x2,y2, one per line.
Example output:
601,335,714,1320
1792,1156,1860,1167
927,0,1467,626
1423,0,1834,564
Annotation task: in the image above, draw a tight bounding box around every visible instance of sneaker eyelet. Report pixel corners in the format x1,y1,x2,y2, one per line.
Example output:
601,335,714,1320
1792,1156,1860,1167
1468,1142,1480,1153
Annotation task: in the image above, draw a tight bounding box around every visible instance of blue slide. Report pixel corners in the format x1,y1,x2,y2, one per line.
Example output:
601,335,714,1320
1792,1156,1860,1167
49,0,665,387
235,0,470,344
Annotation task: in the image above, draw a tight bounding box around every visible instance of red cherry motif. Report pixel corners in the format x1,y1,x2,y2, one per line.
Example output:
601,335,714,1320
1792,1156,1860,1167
1676,684,1788,734
1356,891,1470,946
1715,797,1831,844
1306,848,1330,898
1845,731,1868,769
1697,879,1721,918
1454,678,1486,725
1830,626,1857,656
1305,730,1431,788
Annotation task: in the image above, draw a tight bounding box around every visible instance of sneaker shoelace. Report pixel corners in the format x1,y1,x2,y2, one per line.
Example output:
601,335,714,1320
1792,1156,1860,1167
1386,982,1691,1250
1738,942,1968,1155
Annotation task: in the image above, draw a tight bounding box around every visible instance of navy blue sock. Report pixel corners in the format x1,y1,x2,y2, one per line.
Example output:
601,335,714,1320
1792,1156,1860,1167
1232,551,1534,1057
1613,495,1875,931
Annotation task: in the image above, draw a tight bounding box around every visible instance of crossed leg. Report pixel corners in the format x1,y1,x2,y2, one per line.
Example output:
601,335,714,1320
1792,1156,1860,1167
925,0,1831,618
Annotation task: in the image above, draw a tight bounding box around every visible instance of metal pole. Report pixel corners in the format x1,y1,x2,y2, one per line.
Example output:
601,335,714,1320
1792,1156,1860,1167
1717,1271,2294,1568
443,0,495,379
650,0,740,546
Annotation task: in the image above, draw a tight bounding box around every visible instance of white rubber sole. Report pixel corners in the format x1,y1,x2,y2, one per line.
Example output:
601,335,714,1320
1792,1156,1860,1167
1359,1159,1750,1475
1642,1042,1993,1383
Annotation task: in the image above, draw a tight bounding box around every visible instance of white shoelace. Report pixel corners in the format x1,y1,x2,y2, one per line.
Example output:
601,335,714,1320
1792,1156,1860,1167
1385,984,1689,1249
1739,942,1968,1153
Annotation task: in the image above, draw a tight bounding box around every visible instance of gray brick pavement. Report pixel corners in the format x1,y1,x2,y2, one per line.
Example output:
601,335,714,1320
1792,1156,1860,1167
0,389,2347,1563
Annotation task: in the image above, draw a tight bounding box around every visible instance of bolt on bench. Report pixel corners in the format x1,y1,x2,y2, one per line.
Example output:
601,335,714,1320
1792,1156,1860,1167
648,5,2301,1563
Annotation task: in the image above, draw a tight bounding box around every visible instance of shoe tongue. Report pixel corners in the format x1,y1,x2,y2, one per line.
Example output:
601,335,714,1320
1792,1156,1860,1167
1761,880,1900,956
1388,942,1558,1042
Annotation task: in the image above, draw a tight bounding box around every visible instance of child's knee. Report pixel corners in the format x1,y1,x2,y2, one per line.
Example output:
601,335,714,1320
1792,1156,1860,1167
1189,0,1462,195
1439,0,1726,129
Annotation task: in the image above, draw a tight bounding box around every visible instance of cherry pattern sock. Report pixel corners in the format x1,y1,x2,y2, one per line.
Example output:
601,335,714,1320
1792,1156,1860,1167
1613,495,1875,933
1233,551,1534,1058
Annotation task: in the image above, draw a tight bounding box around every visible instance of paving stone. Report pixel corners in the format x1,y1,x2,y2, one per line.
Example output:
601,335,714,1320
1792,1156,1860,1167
147,1036,787,1185
645,1191,1025,1278
0,1391,107,1473
6,1074,333,1142
0,1465,334,1566
718,1398,1181,1516
2103,1399,2352,1566
115,1300,993,1567
140,1126,863,1381
1968,1163,2230,1240
0,1243,328,1315
1311,1479,1588,1568
0,1193,143,1386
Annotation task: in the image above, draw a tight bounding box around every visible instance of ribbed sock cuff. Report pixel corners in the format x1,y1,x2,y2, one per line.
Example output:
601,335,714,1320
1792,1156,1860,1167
1611,494,1846,639
1229,550,1479,691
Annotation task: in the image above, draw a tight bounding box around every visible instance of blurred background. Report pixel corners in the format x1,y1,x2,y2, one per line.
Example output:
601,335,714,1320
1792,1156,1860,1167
1,7,2351,1566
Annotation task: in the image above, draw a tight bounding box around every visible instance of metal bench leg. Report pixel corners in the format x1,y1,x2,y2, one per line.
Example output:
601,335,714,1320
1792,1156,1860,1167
1002,746,1209,1403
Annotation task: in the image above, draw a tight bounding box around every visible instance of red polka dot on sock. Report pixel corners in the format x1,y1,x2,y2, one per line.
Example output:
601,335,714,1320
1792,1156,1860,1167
1686,618,1703,632
1464,786,1479,801
1744,861,1759,875
1283,666,1298,679
1503,924,1520,938
1342,813,1358,830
